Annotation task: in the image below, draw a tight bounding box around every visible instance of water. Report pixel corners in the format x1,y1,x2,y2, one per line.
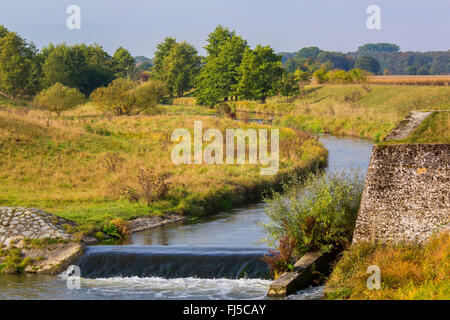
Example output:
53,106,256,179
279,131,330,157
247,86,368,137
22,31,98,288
0,134,373,300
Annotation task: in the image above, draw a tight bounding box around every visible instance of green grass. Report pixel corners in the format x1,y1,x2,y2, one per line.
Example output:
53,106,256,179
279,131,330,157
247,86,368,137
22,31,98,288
384,111,450,144
0,104,327,236
229,85,450,142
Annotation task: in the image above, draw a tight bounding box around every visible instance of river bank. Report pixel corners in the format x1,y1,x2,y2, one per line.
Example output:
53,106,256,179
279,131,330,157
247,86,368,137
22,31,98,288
0,134,374,299
0,106,327,240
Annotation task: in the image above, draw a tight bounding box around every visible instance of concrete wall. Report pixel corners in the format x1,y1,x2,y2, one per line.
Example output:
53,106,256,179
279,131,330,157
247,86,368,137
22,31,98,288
353,144,449,244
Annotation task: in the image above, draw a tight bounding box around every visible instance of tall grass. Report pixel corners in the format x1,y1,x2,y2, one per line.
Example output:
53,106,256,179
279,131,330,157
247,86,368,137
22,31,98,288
0,104,327,235
232,85,450,142
324,231,450,300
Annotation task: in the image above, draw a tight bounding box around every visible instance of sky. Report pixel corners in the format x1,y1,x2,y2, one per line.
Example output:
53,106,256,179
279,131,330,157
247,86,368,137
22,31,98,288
0,0,449,57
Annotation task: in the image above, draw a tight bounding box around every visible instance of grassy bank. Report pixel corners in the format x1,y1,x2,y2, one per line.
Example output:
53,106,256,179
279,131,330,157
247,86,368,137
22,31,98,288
0,103,327,236
384,111,450,144
324,232,449,300
224,85,450,142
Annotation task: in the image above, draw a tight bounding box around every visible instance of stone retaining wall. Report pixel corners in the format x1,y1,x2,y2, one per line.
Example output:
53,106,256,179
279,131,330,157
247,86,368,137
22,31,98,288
352,144,450,244
0,207,73,246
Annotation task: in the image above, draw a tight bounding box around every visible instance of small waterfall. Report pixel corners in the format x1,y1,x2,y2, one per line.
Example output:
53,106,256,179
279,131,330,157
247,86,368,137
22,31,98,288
76,246,270,279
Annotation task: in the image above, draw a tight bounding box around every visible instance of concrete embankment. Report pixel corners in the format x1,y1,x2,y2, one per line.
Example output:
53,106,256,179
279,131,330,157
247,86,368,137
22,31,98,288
352,143,449,244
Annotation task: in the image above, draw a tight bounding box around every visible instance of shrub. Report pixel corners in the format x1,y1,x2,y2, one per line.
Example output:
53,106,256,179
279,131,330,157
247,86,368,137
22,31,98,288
263,171,364,256
261,235,297,279
120,186,140,202
90,78,160,115
313,67,329,84
33,83,85,116
137,169,171,205
102,218,129,239
101,153,124,172
328,69,352,84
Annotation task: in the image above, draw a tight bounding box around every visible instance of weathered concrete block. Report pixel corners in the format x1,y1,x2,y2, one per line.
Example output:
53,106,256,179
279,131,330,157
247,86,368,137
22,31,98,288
267,251,336,297
353,144,450,244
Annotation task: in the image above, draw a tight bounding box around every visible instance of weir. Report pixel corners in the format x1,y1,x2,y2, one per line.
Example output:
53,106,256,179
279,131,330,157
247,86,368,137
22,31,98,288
76,246,270,279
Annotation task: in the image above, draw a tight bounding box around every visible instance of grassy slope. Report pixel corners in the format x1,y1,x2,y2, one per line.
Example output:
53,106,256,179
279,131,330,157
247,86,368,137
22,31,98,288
384,111,450,144
0,103,327,234
231,85,450,142
324,232,449,300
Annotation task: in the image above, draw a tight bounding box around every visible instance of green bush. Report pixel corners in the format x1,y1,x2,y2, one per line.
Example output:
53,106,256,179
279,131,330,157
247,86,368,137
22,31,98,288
263,171,364,256
33,83,85,116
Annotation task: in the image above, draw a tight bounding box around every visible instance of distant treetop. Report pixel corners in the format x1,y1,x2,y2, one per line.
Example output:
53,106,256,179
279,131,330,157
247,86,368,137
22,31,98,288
357,43,400,54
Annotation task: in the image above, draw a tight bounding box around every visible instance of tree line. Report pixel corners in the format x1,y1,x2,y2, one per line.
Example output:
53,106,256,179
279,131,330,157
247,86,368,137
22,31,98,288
1,24,448,114
282,43,450,76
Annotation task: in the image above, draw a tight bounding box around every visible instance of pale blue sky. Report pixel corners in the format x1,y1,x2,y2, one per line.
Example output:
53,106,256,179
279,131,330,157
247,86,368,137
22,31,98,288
1,0,448,56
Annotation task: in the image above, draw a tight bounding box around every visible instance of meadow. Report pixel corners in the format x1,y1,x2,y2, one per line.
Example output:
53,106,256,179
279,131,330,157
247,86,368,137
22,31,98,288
174,85,450,142
0,102,327,235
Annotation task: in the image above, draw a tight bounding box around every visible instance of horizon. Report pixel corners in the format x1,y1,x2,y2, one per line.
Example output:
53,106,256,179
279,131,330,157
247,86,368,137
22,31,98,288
0,0,448,57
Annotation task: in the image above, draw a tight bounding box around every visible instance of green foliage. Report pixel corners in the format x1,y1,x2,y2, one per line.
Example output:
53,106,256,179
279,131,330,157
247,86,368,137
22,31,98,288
151,38,200,97
113,47,136,80
151,37,177,80
263,171,364,256
41,43,115,95
0,27,38,98
164,41,201,97
101,218,129,240
313,67,329,84
0,248,34,274
235,45,283,103
102,222,122,239
33,83,85,116
90,78,160,115
316,51,355,71
356,43,400,55
275,72,299,100
196,26,248,106
355,55,381,74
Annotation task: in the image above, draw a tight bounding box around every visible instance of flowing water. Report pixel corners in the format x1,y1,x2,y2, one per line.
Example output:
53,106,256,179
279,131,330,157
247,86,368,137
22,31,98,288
0,134,373,300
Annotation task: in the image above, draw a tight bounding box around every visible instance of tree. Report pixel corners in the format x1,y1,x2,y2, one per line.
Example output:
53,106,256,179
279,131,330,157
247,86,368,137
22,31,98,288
33,83,85,116
196,26,248,106
0,30,36,99
113,47,136,79
294,68,312,90
355,56,380,74
204,25,235,57
90,78,160,115
150,37,177,81
276,72,299,101
316,51,355,71
41,43,115,95
235,45,283,103
142,80,168,103
164,41,201,97
356,43,400,55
